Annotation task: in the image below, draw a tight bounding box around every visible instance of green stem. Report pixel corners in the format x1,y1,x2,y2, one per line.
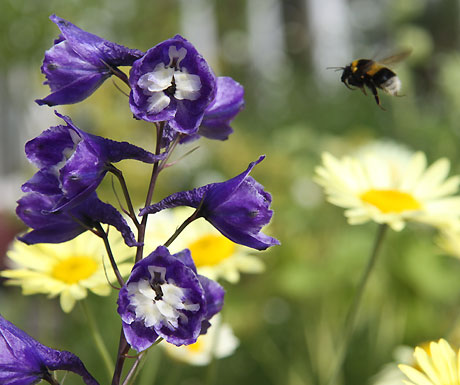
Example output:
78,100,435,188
326,223,388,385
135,122,164,263
107,164,140,229
80,300,114,380
96,224,124,287
43,372,60,385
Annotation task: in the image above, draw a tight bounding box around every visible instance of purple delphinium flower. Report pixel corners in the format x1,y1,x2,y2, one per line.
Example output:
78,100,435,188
129,35,216,135
36,15,143,106
0,314,99,385
140,156,280,250
23,112,164,212
160,76,244,148
117,246,224,351
199,76,244,140
17,190,138,247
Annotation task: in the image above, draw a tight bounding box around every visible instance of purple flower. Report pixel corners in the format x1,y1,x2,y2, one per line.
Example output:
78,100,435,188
129,35,216,135
199,76,244,140
117,246,224,351
23,112,163,212
17,190,138,247
140,156,280,250
0,314,99,385
160,76,244,148
36,15,143,106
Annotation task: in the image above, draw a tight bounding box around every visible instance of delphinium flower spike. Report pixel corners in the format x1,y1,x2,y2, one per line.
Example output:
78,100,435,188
0,314,99,385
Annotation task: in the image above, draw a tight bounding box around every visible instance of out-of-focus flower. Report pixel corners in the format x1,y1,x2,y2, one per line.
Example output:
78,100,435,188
314,151,460,231
129,35,216,134
371,345,414,385
163,314,239,366
117,246,224,351
1,231,132,313
16,191,138,247
0,314,99,385
145,208,265,283
437,228,460,259
140,156,280,250
399,339,460,385
23,112,163,212
36,15,143,106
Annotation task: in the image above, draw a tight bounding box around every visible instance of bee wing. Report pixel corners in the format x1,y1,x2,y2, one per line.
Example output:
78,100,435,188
378,49,412,66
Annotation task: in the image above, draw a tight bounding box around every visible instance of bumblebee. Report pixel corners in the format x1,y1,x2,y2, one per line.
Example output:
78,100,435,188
337,50,410,108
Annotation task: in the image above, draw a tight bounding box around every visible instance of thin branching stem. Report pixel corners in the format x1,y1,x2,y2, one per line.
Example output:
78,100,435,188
135,122,164,263
80,300,114,380
107,164,140,229
43,372,61,385
326,223,388,385
164,206,202,247
95,223,124,287
111,328,131,385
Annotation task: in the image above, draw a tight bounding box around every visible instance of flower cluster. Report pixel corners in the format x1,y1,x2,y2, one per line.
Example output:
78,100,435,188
1,14,279,385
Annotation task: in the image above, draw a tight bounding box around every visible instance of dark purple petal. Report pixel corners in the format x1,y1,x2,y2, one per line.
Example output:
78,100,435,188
122,320,159,353
203,156,264,208
37,15,143,106
199,77,244,140
17,191,137,247
21,171,62,195
117,246,224,351
197,275,224,321
49,15,142,67
82,196,139,247
24,124,75,170
129,35,216,134
0,314,99,385
140,156,279,250
139,185,212,216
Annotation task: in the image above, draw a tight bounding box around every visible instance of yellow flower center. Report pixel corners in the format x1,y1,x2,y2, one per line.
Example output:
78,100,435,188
188,234,236,267
360,189,422,214
186,338,204,353
51,256,98,284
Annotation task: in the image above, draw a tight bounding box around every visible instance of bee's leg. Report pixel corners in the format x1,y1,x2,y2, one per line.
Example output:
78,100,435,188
367,82,385,110
342,80,354,90
360,86,367,96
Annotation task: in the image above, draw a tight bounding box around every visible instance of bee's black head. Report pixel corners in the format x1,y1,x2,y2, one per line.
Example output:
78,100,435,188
340,65,352,83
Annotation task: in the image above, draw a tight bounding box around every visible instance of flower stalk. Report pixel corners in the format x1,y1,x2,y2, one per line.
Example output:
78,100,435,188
326,223,388,385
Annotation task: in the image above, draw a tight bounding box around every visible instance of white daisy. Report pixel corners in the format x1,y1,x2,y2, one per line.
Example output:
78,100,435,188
144,208,265,283
162,314,239,366
399,339,460,385
314,151,460,231
1,231,133,313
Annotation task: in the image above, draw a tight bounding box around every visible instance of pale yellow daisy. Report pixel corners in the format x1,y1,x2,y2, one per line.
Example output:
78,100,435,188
437,228,460,259
163,315,239,366
399,339,460,385
1,231,133,313
314,151,460,231
144,208,265,283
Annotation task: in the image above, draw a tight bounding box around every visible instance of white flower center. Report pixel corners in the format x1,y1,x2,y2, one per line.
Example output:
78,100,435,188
127,266,200,330
138,46,202,114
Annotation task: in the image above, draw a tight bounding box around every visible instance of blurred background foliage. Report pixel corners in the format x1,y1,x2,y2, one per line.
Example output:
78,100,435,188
2,0,460,384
